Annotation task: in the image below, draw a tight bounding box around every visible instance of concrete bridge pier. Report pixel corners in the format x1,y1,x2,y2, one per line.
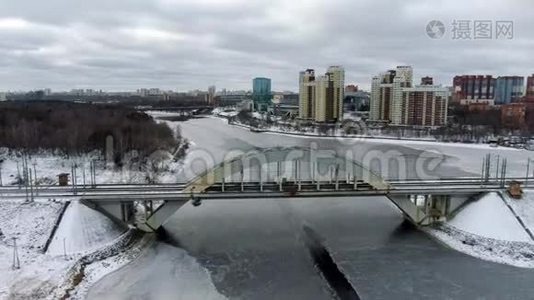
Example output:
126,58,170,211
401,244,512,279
387,194,452,226
140,200,189,232
82,199,190,232
80,200,134,230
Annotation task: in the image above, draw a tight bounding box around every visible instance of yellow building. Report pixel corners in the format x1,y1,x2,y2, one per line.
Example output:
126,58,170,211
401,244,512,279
298,66,345,123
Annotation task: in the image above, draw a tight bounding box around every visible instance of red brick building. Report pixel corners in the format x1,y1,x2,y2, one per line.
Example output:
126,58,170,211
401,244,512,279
401,82,448,127
452,75,495,104
525,74,534,102
501,103,526,129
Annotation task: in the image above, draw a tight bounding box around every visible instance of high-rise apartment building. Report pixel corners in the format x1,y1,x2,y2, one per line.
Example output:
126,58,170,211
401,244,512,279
495,76,524,104
370,68,448,127
401,79,448,127
252,77,272,112
326,66,345,122
452,75,496,104
208,85,216,105
298,66,345,123
299,69,316,120
370,66,412,123
207,85,216,106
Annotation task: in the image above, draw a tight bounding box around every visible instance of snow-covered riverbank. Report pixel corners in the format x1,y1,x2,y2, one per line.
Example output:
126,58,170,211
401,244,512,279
0,199,149,299
426,192,534,268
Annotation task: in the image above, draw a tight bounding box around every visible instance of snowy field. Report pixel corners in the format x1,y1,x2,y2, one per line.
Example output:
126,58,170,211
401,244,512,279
0,199,140,299
448,193,531,242
427,192,534,268
0,200,70,299
503,189,534,234
47,201,126,256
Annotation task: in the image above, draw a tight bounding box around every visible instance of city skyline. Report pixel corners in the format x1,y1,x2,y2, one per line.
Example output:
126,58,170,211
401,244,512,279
0,0,533,91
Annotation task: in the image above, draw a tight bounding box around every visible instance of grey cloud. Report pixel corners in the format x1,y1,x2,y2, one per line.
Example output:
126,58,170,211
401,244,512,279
0,0,533,91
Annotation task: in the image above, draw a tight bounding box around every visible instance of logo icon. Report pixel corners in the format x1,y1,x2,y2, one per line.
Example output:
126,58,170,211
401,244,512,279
426,20,445,39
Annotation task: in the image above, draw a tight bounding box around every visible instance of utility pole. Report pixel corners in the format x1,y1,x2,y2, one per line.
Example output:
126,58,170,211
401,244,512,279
353,164,358,190
495,155,500,181
63,238,67,260
82,162,86,189
89,161,93,187
32,162,37,196
90,160,97,187
16,162,21,189
0,165,3,186
334,164,339,191
23,156,29,202
240,163,244,192
29,170,34,202
485,154,491,183
500,158,508,188
12,237,20,270
297,160,301,191
526,158,531,188
71,164,78,195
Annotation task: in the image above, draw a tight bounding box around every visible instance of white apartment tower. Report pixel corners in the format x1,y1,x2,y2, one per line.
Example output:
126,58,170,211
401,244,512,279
370,66,412,123
298,66,345,123
370,66,448,128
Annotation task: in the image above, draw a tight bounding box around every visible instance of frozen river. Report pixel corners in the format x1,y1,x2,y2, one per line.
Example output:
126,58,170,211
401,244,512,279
88,117,534,299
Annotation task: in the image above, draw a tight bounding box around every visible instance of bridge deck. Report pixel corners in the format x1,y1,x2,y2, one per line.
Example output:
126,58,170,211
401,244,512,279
0,178,510,202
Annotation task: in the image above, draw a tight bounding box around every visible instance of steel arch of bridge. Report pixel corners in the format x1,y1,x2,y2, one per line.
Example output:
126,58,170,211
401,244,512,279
182,147,391,193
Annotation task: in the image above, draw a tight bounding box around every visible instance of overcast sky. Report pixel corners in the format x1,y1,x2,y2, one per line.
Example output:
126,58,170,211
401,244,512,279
0,0,533,92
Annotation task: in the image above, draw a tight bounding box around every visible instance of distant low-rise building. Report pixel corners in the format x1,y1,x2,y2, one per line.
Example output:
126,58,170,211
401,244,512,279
468,102,493,112
218,93,251,106
501,103,526,129
345,84,358,93
460,99,495,106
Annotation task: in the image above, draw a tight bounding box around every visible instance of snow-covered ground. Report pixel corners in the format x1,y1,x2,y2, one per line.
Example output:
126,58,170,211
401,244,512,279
448,193,531,242
0,142,186,186
427,192,534,268
503,189,534,235
68,234,154,299
0,199,142,299
0,200,70,299
47,201,126,256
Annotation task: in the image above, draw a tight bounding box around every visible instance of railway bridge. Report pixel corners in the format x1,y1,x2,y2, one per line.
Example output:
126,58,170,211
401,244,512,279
77,148,508,232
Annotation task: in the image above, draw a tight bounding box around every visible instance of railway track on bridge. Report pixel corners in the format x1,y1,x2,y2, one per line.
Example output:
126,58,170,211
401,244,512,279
0,176,522,201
